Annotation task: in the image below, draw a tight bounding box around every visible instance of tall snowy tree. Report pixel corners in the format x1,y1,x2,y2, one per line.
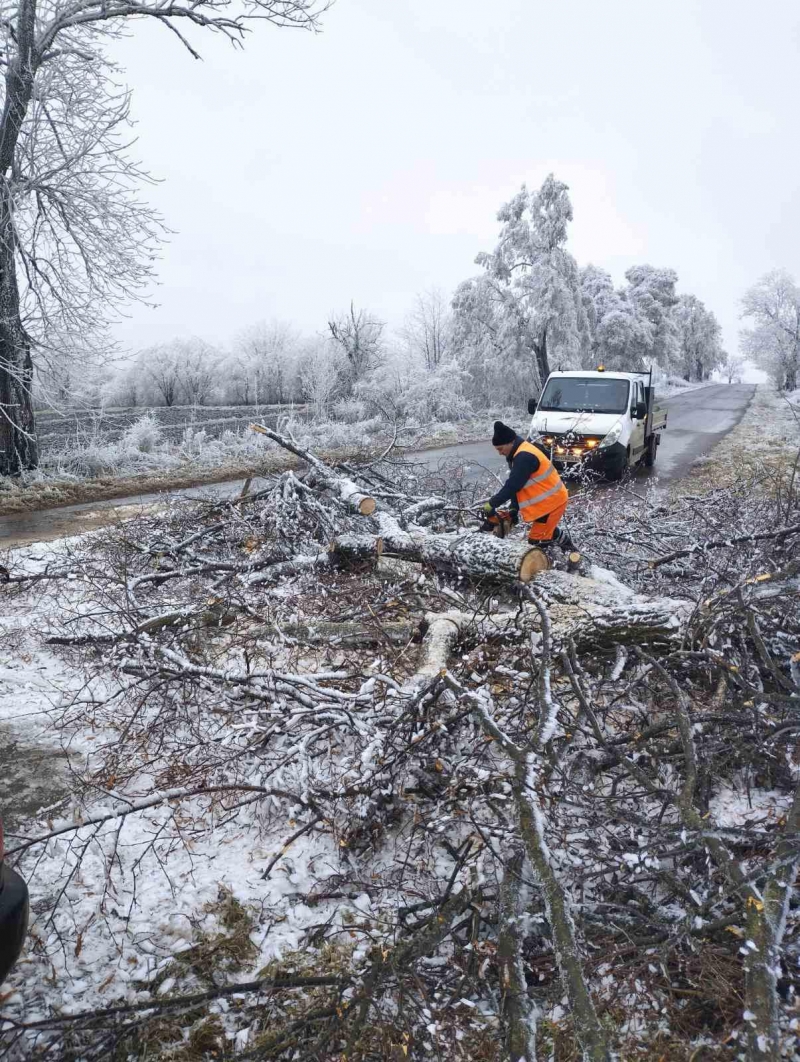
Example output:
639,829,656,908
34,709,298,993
622,265,681,372
231,320,302,406
0,0,326,477
674,294,725,382
741,270,800,392
579,265,651,370
471,175,588,387
451,274,534,406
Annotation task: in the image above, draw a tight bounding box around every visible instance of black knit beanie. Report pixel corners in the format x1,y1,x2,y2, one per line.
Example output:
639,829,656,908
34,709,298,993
492,421,516,446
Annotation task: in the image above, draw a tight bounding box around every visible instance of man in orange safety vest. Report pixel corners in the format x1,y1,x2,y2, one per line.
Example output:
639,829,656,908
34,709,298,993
481,421,574,549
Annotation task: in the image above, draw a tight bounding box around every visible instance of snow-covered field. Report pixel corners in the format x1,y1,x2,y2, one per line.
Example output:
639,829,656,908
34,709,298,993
1,420,798,1060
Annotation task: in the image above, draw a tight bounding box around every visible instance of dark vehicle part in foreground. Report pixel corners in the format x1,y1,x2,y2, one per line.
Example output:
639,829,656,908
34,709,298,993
0,815,28,985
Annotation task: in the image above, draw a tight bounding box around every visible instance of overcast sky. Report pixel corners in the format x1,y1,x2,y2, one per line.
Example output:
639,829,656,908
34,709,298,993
111,0,799,376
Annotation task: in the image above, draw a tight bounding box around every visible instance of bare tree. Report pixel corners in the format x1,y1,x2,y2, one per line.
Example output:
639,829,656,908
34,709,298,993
172,337,219,406
138,344,181,407
327,301,384,394
724,353,746,384
402,288,451,372
0,0,327,477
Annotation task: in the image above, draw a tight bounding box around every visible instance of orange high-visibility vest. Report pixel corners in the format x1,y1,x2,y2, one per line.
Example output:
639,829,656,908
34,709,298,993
514,441,568,523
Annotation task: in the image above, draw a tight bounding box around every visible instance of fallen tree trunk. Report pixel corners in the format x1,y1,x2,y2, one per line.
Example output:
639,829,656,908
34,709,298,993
333,524,550,584
403,576,692,688
533,569,691,649
249,423,376,515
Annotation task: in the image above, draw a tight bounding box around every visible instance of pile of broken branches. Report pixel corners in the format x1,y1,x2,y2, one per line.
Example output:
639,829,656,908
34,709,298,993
1,427,799,1062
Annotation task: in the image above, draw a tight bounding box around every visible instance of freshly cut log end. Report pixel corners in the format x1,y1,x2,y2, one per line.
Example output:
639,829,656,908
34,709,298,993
567,551,582,573
519,548,550,582
359,497,377,516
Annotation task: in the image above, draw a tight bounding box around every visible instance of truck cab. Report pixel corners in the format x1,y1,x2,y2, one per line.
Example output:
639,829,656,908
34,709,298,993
527,369,667,480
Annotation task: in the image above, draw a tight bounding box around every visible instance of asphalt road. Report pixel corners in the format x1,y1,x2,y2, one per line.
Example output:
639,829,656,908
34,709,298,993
0,384,755,550
416,383,755,490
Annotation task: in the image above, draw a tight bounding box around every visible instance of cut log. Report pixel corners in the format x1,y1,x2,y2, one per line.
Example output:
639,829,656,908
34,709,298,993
333,516,550,585
249,423,376,515
414,530,551,582
413,614,461,683
404,611,520,692
329,533,384,561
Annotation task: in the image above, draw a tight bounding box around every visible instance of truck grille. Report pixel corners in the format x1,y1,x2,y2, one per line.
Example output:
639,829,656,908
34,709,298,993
540,435,603,459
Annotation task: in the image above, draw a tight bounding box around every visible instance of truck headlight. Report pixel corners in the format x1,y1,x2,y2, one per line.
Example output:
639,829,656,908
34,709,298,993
598,420,623,449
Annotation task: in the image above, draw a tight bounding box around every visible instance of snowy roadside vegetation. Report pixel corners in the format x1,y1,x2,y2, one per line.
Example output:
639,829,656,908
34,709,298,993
1,418,798,1061
0,403,520,517
680,386,800,496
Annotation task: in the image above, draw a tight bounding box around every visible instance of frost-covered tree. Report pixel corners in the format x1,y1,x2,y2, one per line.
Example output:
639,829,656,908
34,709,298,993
299,338,342,418
724,353,745,384
328,302,385,395
472,175,588,385
741,270,800,391
136,345,181,408
231,320,301,405
172,338,219,406
622,265,681,372
401,288,451,372
674,294,725,382
0,0,326,476
579,265,651,370
451,274,532,406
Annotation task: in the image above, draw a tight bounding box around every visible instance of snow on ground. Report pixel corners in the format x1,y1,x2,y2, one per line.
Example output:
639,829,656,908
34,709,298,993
0,532,354,1048
0,407,520,518
654,375,715,399
709,785,794,829
677,383,800,492
2,421,798,1058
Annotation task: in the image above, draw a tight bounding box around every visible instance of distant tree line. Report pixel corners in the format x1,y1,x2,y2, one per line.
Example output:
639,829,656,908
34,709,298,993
41,174,800,433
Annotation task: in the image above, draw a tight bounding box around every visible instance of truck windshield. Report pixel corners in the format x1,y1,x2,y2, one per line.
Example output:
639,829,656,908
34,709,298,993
539,377,630,415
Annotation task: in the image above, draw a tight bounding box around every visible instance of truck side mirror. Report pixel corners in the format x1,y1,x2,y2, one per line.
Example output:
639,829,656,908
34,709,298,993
635,401,647,420
527,396,539,415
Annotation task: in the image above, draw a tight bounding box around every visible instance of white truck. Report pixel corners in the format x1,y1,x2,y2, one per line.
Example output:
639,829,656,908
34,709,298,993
526,368,668,481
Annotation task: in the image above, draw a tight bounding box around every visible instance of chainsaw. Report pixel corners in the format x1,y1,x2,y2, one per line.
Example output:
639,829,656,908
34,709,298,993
478,509,518,539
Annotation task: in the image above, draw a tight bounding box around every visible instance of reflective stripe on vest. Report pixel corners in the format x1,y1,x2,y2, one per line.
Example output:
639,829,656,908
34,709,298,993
513,441,568,522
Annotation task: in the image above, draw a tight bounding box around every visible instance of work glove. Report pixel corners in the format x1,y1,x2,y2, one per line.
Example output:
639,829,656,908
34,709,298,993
480,501,495,515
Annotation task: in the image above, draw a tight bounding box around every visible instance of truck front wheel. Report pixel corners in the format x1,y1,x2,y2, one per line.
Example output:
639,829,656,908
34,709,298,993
606,451,628,482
